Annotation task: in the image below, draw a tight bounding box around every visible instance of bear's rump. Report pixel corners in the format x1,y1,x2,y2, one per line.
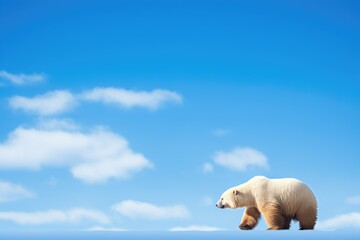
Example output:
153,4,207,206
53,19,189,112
268,181,316,217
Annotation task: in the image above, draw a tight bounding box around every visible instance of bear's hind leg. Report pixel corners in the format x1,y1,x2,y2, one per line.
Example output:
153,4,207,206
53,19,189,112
261,203,290,230
239,207,261,230
297,207,317,230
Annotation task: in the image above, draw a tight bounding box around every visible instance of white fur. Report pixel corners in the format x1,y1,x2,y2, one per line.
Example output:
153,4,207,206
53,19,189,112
217,176,317,216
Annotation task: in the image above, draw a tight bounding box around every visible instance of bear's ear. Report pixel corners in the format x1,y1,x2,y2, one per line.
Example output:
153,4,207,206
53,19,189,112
233,189,238,195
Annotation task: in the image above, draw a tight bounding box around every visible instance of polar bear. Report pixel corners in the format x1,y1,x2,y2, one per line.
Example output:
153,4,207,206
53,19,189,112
216,176,317,230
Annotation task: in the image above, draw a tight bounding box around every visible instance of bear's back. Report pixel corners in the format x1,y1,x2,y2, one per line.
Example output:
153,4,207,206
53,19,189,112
247,176,317,214
268,178,317,215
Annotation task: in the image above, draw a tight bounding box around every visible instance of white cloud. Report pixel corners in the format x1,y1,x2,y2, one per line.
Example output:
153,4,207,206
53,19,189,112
8,87,182,116
202,162,213,173
86,226,127,231
0,124,153,183
0,208,110,225
169,225,224,231
66,208,110,224
213,147,268,171
112,200,190,220
346,196,360,205
81,87,182,110
317,212,360,230
0,70,45,85
36,118,79,131
0,181,35,203
9,90,77,116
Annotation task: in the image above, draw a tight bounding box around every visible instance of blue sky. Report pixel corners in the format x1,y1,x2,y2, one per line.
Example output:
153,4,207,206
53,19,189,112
0,0,359,231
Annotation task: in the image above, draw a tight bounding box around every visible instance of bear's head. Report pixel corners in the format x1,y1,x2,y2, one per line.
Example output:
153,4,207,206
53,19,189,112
216,188,239,209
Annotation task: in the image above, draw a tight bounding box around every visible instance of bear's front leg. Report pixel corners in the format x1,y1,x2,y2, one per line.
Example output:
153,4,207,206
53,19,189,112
239,207,261,230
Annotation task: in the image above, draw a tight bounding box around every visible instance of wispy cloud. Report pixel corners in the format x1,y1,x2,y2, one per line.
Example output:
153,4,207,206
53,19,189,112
202,162,213,173
213,147,268,171
86,226,127,232
0,70,45,85
81,87,182,110
212,129,229,137
112,200,190,220
9,88,183,116
169,225,224,231
0,181,35,203
346,196,360,205
203,196,213,206
9,90,77,116
317,212,360,230
36,118,79,131
0,208,110,225
0,123,153,183
46,177,58,187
